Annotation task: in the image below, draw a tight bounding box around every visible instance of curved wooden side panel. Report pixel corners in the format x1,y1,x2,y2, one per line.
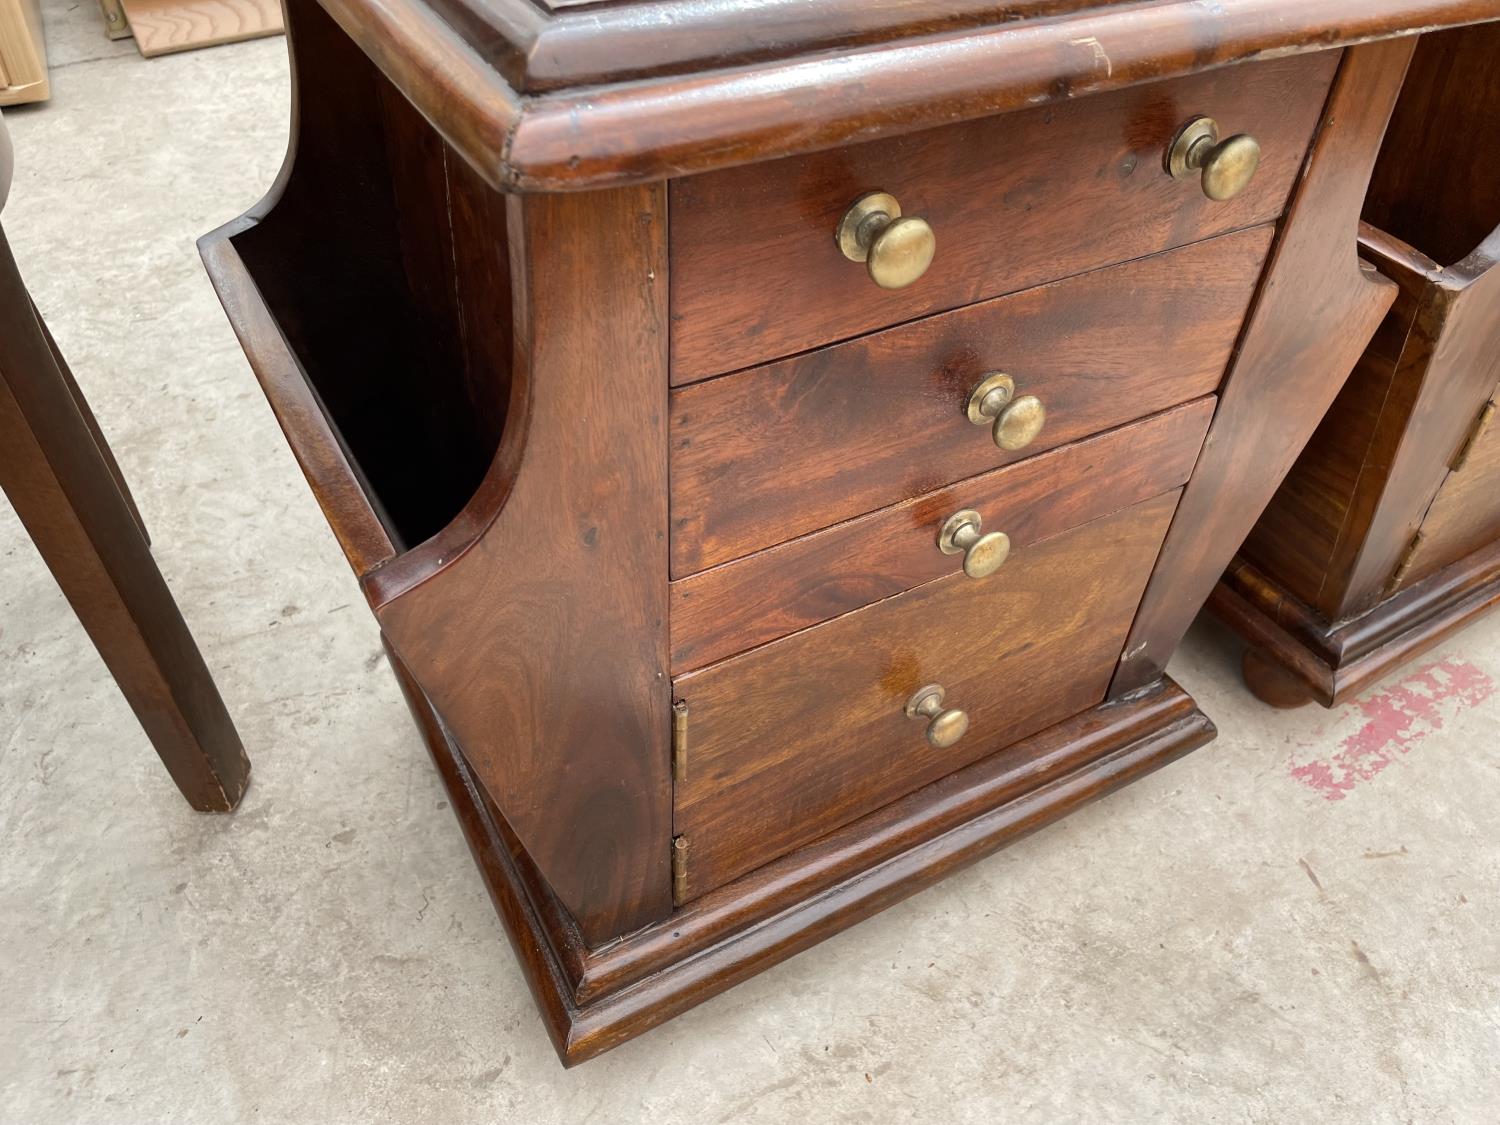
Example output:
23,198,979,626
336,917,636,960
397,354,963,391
199,232,399,575
198,0,401,576
204,0,516,568
201,0,669,943
1112,39,1414,695
1358,31,1500,595
1290,19,1500,613
369,186,674,946
1337,229,1500,610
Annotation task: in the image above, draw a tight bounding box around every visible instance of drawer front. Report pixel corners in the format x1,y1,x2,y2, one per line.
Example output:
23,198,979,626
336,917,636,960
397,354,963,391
672,490,1180,900
669,50,1337,383
671,397,1213,672
671,225,1268,575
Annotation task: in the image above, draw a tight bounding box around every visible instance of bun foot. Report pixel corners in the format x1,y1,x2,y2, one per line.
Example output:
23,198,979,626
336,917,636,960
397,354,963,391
1241,647,1317,709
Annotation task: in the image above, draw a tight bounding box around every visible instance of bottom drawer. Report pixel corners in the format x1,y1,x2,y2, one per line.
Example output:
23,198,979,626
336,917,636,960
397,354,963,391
672,489,1182,900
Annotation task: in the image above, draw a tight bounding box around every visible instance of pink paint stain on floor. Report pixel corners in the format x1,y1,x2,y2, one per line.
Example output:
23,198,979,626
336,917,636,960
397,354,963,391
1289,658,1496,801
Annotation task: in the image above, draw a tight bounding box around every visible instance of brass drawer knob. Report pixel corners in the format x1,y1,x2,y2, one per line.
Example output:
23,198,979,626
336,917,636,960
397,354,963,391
905,684,969,749
836,191,936,290
967,372,1046,451
938,509,1011,579
1166,116,1261,201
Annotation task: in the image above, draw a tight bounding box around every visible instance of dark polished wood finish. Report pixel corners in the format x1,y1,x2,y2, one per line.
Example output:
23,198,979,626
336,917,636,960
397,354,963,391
1240,647,1321,711
3,129,250,810
309,0,1500,190
1241,225,1500,622
1212,25,1500,707
1113,37,1415,694
1405,402,1500,582
670,58,1326,380
378,185,673,946
205,0,1500,1065
396,640,1213,1065
210,184,673,944
672,230,1269,574
671,399,1213,673
204,0,671,942
675,493,1180,899
1213,549,1500,708
368,185,673,946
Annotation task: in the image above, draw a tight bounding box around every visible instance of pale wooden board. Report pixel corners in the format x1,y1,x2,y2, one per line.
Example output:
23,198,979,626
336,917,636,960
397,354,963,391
118,0,282,57
0,0,49,105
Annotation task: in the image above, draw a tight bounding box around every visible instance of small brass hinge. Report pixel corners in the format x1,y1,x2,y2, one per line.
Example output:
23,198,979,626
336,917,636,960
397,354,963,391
1386,529,1426,593
671,835,689,904
1450,400,1496,473
671,699,689,782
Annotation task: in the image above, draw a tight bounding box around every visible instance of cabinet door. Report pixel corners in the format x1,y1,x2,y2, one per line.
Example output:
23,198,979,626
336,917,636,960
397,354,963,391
1398,389,1500,589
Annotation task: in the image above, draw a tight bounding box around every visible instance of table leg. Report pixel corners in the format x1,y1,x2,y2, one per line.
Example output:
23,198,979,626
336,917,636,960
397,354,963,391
0,230,250,811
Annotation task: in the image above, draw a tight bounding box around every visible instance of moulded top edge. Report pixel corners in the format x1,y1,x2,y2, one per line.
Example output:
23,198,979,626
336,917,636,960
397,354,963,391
313,0,1500,192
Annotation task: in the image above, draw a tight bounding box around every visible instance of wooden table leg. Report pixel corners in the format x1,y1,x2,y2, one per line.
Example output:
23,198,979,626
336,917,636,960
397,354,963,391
0,229,250,811
35,306,151,545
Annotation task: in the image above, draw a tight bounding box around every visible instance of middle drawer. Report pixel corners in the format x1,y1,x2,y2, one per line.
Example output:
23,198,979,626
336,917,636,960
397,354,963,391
672,396,1214,672
670,223,1270,576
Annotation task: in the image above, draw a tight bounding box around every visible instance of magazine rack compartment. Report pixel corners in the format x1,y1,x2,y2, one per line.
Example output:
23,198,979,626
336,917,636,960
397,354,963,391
201,0,512,573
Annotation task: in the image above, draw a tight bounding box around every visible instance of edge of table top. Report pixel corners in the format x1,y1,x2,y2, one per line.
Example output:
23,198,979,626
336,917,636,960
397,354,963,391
314,0,1500,191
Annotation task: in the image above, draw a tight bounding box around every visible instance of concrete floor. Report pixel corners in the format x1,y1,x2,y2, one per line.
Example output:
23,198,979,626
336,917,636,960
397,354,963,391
4,8,1500,1121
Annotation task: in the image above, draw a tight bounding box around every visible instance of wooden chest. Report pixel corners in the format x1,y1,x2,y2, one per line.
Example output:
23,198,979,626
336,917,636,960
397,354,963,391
199,0,1500,1064
1213,24,1500,708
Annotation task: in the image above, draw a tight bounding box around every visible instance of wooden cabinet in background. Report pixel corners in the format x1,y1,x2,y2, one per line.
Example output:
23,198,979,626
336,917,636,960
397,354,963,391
199,0,1500,1065
1213,24,1500,709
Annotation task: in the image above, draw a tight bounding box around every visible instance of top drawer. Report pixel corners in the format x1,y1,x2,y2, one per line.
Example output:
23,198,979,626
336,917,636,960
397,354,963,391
669,50,1339,384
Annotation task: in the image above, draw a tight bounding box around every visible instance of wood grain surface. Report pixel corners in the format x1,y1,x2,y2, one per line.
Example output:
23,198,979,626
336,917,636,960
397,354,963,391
1364,21,1500,267
302,0,1500,191
673,492,1180,899
418,647,1212,1063
1213,544,1500,707
200,235,398,576
1112,40,1413,695
1236,237,1426,616
218,0,510,557
1343,25,1500,605
669,53,1331,380
671,398,1213,672
120,0,282,56
1400,394,1500,585
1236,24,1500,622
1242,224,1500,618
206,0,1500,1061
370,186,676,946
670,225,1270,574
0,0,49,105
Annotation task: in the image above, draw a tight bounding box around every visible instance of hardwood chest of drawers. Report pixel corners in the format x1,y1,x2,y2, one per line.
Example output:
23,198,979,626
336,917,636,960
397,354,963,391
199,0,1500,1064
1213,23,1500,708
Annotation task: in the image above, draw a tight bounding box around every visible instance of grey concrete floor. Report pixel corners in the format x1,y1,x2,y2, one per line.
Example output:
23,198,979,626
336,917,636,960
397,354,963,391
3,9,1500,1122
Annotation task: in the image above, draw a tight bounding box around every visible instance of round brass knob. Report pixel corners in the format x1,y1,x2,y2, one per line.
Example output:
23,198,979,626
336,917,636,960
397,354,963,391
938,508,1011,579
904,684,969,749
836,191,936,290
967,372,1046,452
1166,116,1261,202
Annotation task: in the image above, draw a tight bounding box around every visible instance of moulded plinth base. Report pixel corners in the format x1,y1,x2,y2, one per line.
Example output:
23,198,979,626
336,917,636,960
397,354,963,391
1211,541,1500,708
386,640,1216,1066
